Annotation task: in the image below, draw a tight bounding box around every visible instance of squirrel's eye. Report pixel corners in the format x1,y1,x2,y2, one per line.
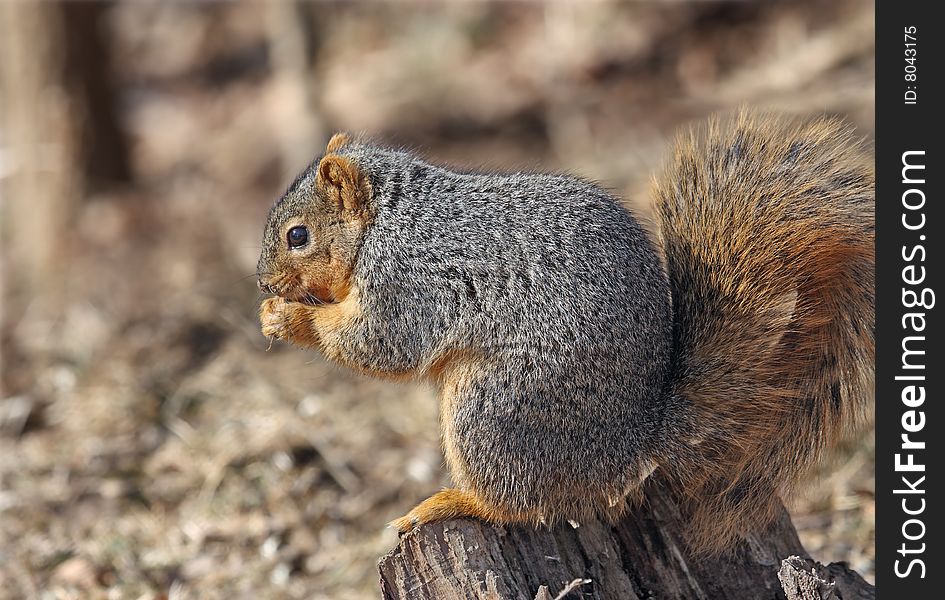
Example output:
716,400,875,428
287,225,308,248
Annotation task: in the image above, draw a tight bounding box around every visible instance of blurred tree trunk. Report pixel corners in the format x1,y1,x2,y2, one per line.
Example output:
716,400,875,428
0,1,129,305
265,0,325,178
59,1,132,185
1,0,78,300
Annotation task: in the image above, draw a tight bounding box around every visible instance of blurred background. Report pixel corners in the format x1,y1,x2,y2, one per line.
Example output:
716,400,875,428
0,1,874,598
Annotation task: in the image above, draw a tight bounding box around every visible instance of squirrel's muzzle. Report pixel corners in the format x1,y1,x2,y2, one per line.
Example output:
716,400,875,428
257,276,277,295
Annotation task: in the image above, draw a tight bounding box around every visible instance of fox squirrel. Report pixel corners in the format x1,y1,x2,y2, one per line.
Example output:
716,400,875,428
257,111,874,553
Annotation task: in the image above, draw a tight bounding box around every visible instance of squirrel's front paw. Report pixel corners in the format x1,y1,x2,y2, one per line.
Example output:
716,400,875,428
260,296,286,339
260,296,293,340
260,296,321,348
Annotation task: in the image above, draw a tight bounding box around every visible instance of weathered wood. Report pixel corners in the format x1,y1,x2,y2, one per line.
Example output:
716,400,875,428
778,556,875,600
378,480,874,600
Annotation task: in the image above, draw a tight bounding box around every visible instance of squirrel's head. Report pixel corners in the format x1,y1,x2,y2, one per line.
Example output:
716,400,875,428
257,133,373,304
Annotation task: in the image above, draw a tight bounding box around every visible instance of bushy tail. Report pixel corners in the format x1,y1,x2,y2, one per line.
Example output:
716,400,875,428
652,111,874,552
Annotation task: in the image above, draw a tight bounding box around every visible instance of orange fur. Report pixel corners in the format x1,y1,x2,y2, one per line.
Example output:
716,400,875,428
390,488,517,533
653,112,874,552
317,155,372,218
293,255,353,305
325,132,351,154
436,362,481,493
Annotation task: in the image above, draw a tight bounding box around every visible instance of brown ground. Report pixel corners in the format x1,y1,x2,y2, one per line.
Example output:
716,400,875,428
1,2,874,598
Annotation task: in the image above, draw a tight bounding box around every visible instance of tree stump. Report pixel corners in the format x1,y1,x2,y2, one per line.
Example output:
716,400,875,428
378,480,873,599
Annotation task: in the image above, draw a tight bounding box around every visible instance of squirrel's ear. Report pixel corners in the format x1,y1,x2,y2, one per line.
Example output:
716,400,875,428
317,155,369,215
325,132,351,153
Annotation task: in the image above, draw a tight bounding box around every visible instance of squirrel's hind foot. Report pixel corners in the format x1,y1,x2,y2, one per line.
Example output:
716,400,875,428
389,488,517,534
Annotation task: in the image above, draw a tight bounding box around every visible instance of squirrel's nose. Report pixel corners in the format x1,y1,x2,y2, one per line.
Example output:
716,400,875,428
257,277,275,294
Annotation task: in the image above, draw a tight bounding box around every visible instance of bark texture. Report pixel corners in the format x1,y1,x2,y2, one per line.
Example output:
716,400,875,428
378,481,874,600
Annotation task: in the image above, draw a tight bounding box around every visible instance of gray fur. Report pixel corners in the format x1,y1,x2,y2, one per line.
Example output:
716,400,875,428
270,141,674,520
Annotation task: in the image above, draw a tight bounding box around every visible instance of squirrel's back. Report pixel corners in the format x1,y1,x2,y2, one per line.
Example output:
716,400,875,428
344,143,673,383
652,111,874,551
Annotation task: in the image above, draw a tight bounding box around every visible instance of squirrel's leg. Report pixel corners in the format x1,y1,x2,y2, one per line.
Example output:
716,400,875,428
389,488,516,533
418,367,656,533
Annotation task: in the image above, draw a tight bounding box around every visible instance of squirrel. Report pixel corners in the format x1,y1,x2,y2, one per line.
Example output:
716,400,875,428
256,111,874,553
